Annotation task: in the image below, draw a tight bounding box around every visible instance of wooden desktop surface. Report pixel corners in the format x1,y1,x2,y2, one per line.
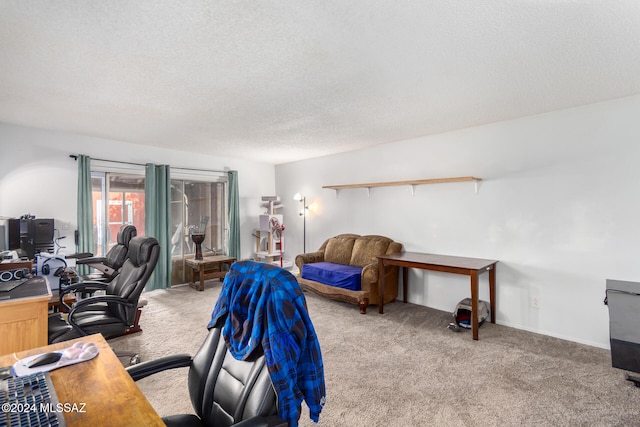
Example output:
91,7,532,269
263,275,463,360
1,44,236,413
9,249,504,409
0,334,164,426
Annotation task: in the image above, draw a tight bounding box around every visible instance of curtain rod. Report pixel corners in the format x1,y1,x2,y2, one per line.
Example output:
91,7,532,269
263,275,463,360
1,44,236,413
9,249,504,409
69,154,230,174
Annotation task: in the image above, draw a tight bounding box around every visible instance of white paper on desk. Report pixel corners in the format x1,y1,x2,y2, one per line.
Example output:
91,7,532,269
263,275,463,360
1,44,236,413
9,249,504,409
12,341,99,377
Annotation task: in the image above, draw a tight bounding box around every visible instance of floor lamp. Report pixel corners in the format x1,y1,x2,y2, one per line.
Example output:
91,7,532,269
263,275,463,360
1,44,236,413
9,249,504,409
293,193,307,253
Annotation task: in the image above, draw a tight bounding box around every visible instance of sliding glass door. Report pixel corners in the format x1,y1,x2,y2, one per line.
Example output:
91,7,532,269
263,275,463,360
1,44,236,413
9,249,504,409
170,179,227,286
91,173,145,257
90,171,227,287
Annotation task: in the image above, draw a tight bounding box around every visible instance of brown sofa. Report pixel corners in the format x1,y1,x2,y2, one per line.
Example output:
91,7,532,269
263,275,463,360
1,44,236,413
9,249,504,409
295,234,402,314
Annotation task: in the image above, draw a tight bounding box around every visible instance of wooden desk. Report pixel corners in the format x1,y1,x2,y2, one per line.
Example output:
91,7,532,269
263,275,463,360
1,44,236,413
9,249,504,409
0,334,164,426
0,277,50,355
377,252,498,340
185,255,236,291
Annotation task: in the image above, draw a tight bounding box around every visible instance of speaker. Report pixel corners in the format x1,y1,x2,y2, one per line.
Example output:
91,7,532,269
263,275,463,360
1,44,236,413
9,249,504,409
0,268,29,282
0,270,14,282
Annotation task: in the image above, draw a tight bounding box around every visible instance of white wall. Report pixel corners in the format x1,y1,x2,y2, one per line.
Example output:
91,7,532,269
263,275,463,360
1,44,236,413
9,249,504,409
276,94,640,349
0,123,276,261
3,93,638,349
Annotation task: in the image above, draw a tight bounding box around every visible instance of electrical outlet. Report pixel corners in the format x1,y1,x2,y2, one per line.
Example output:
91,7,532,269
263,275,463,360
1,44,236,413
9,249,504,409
530,296,540,308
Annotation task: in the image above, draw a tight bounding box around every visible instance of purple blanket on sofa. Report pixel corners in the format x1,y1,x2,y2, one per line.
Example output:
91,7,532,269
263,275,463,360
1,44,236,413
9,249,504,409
301,262,362,291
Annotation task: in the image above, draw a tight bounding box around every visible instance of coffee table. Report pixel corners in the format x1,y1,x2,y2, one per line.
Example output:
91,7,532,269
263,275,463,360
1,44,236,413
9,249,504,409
185,255,236,291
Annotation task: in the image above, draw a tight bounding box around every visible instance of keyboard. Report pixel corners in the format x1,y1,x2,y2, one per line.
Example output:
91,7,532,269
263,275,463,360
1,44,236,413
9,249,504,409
0,372,66,427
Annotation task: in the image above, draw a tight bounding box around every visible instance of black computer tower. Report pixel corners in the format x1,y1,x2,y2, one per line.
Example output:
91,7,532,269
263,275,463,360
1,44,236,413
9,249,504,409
33,219,55,254
7,218,54,259
7,219,20,251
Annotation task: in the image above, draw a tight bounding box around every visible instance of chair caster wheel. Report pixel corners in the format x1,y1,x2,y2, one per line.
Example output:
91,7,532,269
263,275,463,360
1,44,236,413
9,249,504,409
129,355,140,365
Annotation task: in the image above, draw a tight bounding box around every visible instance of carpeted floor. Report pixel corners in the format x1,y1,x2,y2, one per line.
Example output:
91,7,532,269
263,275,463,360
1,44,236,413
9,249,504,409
110,281,640,426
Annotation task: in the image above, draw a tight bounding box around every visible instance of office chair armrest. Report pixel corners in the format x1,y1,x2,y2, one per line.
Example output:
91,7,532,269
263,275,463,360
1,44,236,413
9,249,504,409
83,262,120,279
66,252,95,260
58,281,109,311
233,415,289,427
62,280,109,295
69,295,134,312
75,256,108,265
126,354,193,381
66,295,137,337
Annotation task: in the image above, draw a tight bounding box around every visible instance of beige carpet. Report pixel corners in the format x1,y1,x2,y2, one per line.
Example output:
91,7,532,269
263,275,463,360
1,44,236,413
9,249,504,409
110,282,640,426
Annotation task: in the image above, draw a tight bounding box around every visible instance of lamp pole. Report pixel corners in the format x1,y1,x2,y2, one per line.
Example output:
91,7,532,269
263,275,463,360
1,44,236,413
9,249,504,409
301,196,306,253
293,193,307,253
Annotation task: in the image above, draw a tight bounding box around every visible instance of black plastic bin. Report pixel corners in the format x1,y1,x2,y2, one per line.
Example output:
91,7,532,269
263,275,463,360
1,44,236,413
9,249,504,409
606,279,640,386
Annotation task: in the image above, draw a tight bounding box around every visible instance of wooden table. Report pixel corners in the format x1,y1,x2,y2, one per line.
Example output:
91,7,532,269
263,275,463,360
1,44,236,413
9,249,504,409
377,252,498,340
0,277,50,355
185,255,236,291
0,334,164,426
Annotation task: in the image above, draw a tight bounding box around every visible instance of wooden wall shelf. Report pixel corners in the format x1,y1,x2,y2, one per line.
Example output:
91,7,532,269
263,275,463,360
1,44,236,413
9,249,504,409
323,176,482,196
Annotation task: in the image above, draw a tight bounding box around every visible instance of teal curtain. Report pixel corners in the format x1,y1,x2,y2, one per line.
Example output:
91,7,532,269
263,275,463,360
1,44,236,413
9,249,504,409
145,164,172,290
76,155,94,274
227,170,240,260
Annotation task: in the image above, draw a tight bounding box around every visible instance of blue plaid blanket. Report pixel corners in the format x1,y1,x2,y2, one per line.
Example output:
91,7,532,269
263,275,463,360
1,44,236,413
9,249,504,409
208,260,326,426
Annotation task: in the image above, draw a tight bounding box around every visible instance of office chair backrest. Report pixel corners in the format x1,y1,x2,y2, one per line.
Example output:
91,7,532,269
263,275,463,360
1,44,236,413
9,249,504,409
188,321,278,426
105,224,137,272
106,235,159,325
204,261,325,426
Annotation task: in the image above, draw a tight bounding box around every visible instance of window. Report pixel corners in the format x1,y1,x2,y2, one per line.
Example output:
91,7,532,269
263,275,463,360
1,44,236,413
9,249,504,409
91,173,145,257
91,170,227,286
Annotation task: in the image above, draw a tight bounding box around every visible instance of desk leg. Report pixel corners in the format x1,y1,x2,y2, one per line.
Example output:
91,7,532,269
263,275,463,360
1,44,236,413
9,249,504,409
199,265,205,291
403,267,408,304
378,258,385,314
489,264,496,324
471,270,479,341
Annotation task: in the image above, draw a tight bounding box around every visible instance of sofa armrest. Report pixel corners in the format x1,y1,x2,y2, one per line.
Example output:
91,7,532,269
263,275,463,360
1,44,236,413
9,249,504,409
361,263,379,290
361,262,398,292
295,251,325,269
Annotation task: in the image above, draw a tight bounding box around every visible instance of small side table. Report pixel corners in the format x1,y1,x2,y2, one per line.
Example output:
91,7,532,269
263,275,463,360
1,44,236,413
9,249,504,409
185,255,236,291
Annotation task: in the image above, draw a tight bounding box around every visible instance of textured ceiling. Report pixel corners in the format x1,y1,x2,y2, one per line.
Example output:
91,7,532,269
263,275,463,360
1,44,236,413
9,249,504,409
1,1,640,164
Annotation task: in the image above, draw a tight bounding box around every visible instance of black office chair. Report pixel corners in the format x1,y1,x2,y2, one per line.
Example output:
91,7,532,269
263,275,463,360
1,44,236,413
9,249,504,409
70,224,137,282
127,261,326,427
47,235,159,344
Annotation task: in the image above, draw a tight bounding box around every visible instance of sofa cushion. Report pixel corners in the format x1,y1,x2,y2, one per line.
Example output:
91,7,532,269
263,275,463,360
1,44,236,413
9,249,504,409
301,262,362,291
349,236,391,267
324,237,356,265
